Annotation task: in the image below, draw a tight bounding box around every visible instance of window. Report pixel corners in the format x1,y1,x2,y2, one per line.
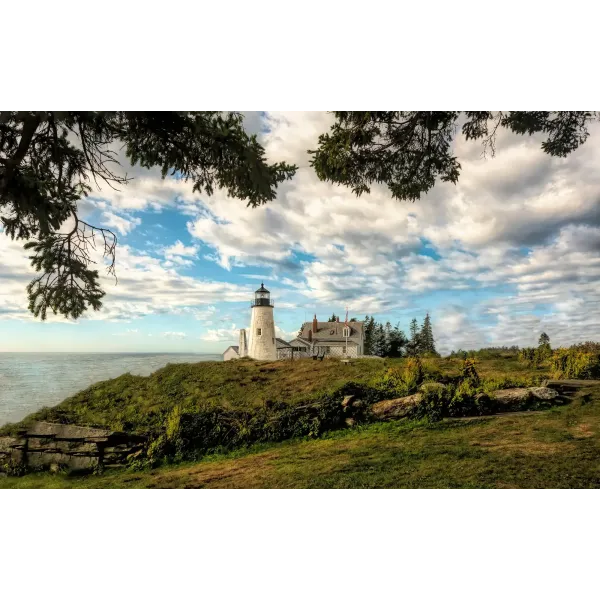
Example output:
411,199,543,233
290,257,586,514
257,328,262,336
343,326,350,337
272,338,275,344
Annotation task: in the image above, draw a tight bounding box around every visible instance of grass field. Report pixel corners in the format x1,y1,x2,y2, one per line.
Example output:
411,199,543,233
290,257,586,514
4,383,598,489
0,354,549,437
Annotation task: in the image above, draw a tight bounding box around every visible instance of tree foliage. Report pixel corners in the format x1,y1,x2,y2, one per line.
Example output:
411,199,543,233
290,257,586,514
420,313,438,356
0,111,296,320
310,111,599,201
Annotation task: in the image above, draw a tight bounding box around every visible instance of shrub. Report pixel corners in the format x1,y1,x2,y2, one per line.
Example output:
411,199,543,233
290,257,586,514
139,381,387,465
373,359,424,397
373,367,408,397
461,358,480,384
447,380,494,417
412,383,448,422
403,357,424,392
551,348,600,379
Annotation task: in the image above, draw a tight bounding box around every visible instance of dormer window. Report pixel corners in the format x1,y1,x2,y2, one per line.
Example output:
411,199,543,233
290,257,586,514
343,326,350,337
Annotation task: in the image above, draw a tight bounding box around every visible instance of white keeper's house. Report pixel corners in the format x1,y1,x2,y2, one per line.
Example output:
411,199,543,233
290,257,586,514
223,283,364,361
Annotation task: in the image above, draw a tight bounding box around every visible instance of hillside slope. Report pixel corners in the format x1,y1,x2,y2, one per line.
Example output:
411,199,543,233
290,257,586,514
0,355,549,437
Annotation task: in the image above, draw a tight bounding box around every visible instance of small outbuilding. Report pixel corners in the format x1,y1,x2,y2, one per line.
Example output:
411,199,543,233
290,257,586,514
223,345,240,361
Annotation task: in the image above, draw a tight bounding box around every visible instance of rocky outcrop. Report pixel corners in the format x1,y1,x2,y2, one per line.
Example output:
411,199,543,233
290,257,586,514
492,386,560,407
491,388,534,405
529,387,560,401
370,394,422,420
0,422,145,475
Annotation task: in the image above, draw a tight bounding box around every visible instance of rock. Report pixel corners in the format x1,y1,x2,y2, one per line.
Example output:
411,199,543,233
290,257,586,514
371,394,422,420
529,387,559,401
491,388,534,405
345,418,355,427
475,392,491,403
341,395,355,408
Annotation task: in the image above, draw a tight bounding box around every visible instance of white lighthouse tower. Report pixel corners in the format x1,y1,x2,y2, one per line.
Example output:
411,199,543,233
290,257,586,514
248,283,277,361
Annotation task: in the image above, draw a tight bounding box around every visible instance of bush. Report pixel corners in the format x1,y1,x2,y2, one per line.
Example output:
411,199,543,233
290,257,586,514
140,381,388,465
411,383,448,422
403,358,424,392
461,358,480,384
373,359,424,397
551,348,600,379
447,380,495,417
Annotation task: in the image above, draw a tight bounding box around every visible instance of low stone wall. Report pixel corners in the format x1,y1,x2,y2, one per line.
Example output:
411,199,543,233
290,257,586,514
0,422,145,475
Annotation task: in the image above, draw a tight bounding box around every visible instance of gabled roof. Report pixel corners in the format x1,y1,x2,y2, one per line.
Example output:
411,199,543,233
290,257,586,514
289,337,311,347
299,321,363,342
223,345,239,354
276,338,291,348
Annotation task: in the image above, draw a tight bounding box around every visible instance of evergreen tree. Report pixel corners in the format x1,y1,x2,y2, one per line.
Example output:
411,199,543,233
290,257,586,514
372,323,386,357
420,313,438,356
0,112,296,320
388,323,407,357
383,322,393,357
363,315,376,355
311,112,597,203
407,317,421,356
327,313,338,322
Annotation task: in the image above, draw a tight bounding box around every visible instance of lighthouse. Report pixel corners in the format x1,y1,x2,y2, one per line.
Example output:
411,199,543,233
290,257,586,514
248,283,277,361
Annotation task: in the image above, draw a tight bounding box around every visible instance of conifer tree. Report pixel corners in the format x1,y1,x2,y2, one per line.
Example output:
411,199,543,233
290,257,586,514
384,321,393,357
389,323,407,357
1,112,296,320
372,323,386,357
407,317,421,356
420,313,438,356
327,313,338,322
311,112,598,203
363,315,376,355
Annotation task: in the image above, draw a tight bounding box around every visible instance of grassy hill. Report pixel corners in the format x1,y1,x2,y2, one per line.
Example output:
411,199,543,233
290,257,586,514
0,354,548,437
4,385,599,489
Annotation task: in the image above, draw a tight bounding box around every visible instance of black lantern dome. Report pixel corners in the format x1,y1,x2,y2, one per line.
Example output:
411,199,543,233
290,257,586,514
252,282,274,307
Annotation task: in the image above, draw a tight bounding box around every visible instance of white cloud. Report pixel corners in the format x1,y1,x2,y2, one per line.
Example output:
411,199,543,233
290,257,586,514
162,331,188,339
200,323,239,342
5,112,600,353
101,211,141,235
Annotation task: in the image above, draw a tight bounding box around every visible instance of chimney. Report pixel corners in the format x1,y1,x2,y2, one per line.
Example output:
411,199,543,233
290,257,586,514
336,316,339,322
312,314,318,334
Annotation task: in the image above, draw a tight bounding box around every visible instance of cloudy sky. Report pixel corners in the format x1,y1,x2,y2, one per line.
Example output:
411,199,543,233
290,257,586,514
2,111,600,354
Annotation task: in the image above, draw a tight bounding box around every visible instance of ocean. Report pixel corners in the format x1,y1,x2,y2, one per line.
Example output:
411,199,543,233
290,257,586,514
0,353,222,427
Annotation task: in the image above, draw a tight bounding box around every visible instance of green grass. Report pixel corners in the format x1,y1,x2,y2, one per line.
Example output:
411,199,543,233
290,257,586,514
0,354,550,438
4,385,598,489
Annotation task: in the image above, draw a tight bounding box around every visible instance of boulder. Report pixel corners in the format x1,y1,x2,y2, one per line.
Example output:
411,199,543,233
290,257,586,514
371,394,422,420
529,387,559,401
491,388,533,405
341,395,355,408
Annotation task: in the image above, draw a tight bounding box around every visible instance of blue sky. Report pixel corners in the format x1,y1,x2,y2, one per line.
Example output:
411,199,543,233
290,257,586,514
2,111,600,353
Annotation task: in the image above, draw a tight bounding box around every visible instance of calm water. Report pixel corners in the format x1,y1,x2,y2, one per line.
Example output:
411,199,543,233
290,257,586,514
0,353,222,426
